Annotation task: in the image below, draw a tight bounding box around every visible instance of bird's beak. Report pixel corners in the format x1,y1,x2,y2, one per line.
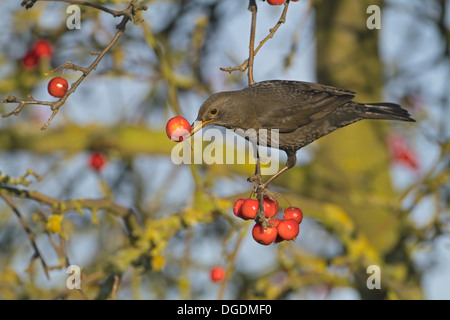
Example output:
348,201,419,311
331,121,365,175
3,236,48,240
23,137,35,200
190,119,213,136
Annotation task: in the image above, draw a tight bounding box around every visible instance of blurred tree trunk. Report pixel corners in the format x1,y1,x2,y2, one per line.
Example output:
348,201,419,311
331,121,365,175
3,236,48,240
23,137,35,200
311,0,423,299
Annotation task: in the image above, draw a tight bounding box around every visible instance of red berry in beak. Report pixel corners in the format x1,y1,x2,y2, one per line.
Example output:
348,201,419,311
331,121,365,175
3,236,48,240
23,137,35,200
166,116,191,142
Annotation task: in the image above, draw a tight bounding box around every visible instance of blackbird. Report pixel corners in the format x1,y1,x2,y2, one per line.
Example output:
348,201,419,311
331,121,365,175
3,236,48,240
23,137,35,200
190,80,415,189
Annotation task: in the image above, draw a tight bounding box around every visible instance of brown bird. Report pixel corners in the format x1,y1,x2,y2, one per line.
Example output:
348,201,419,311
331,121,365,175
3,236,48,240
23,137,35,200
190,80,415,189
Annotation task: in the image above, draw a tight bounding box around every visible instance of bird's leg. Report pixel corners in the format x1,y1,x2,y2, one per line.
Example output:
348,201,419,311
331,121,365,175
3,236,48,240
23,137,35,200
248,162,279,201
258,166,290,190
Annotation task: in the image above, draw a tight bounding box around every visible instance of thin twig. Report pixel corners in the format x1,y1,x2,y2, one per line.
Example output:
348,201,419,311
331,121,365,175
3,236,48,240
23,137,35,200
0,194,50,280
247,0,257,85
2,96,53,118
108,275,120,300
254,0,290,55
220,0,290,75
217,228,247,300
21,0,147,17
34,207,71,269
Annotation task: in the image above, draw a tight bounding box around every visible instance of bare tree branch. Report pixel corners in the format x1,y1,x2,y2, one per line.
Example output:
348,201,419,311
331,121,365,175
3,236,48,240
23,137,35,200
21,0,147,17
0,184,142,241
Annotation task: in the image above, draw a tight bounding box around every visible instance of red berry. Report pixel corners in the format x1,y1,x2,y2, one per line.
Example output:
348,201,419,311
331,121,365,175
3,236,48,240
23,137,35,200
89,153,107,171
22,52,38,68
268,218,282,228
48,77,68,98
274,235,284,243
252,224,277,245
241,198,259,220
210,267,225,282
267,0,285,5
268,218,284,243
277,219,300,241
283,207,303,224
233,198,245,219
263,196,279,218
166,116,191,142
32,40,53,58
388,134,419,171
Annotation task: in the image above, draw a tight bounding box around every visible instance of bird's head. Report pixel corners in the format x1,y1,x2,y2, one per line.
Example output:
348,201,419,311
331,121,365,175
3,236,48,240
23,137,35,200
190,91,238,136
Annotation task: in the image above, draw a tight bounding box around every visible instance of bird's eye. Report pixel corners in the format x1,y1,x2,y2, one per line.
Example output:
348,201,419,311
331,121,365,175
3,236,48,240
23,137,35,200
209,108,218,116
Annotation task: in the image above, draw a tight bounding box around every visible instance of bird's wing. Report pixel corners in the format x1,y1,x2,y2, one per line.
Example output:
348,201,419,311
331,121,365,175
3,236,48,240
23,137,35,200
243,80,356,132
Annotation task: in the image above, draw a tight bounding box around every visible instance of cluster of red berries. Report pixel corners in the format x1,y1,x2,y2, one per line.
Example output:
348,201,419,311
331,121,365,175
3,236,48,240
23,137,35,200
22,40,53,68
233,197,303,245
267,0,300,6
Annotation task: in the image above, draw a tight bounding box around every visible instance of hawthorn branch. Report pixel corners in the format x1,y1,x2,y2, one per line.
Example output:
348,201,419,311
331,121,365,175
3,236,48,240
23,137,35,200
4,1,147,130
220,0,290,75
2,95,53,118
0,184,142,241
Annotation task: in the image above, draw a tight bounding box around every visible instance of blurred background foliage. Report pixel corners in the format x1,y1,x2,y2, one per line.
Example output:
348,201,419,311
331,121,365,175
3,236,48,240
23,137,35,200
0,0,449,300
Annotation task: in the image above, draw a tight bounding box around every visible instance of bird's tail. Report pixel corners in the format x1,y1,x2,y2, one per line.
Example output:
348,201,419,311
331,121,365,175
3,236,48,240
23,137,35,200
357,102,415,122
